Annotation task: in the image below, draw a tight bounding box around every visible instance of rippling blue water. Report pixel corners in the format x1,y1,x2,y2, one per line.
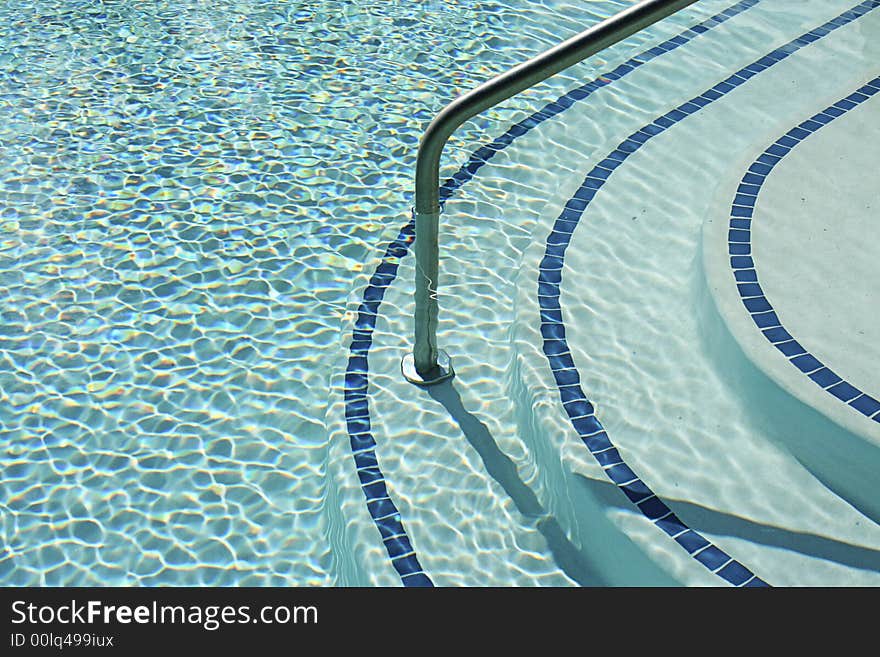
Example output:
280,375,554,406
0,0,646,585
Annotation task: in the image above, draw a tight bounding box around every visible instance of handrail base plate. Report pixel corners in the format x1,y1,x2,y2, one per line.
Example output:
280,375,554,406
401,350,455,386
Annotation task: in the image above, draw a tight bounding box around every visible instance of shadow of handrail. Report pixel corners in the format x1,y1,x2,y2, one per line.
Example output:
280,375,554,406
427,379,880,581
426,379,604,585
576,473,880,575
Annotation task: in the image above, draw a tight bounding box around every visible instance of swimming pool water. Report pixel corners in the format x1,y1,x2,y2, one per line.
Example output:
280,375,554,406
1,0,877,586
0,0,650,586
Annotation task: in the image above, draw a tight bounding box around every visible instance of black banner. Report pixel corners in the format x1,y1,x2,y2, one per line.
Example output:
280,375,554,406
0,585,852,651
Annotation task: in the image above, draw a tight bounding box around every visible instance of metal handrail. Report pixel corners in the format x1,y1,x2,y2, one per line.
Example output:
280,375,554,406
402,0,699,385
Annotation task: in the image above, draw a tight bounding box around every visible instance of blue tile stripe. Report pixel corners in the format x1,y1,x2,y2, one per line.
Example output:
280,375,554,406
344,221,434,587
344,0,765,585
537,0,880,586
729,76,880,424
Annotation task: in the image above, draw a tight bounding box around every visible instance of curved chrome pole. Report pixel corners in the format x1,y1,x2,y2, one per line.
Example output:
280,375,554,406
404,0,698,385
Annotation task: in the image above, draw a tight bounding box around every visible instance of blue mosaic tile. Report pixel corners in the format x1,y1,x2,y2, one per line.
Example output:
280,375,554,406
680,100,704,114
548,352,575,372
363,480,389,501
695,546,731,571
541,309,565,325
748,161,773,176
795,32,821,45
543,337,569,356
539,268,563,285
400,573,433,587
538,281,561,298
738,182,762,195
594,447,623,468
850,394,880,417
589,164,617,180
827,381,860,401
555,217,580,232
540,254,564,270
729,243,751,255
345,397,370,419
743,60,769,74
717,560,755,586
762,326,793,343
547,231,571,247
621,480,653,504
357,467,383,486
810,112,834,126
676,531,710,554
347,426,374,446
349,338,371,353
375,514,405,540
564,398,595,419
808,367,842,388
391,553,422,576
384,535,414,558
656,514,687,537
619,138,643,153
791,354,822,373
584,431,613,453
744,296,772,313
641,122,666,137
751,311,780,329
735,269,758,282
798,119,824,132
757,152,782,166
544,241,568,258
367,498,397,519
540,292,562,309
553,367,580,386
766,143,791,157
572,414,603,437
559,384,584,404
540,321,566,341
775,340,807,357
354,450,380,470
344,371,369,392
737,283,763,297
598,156,626,171
348,355,368,372
639,497,671,520
606,464,638,485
